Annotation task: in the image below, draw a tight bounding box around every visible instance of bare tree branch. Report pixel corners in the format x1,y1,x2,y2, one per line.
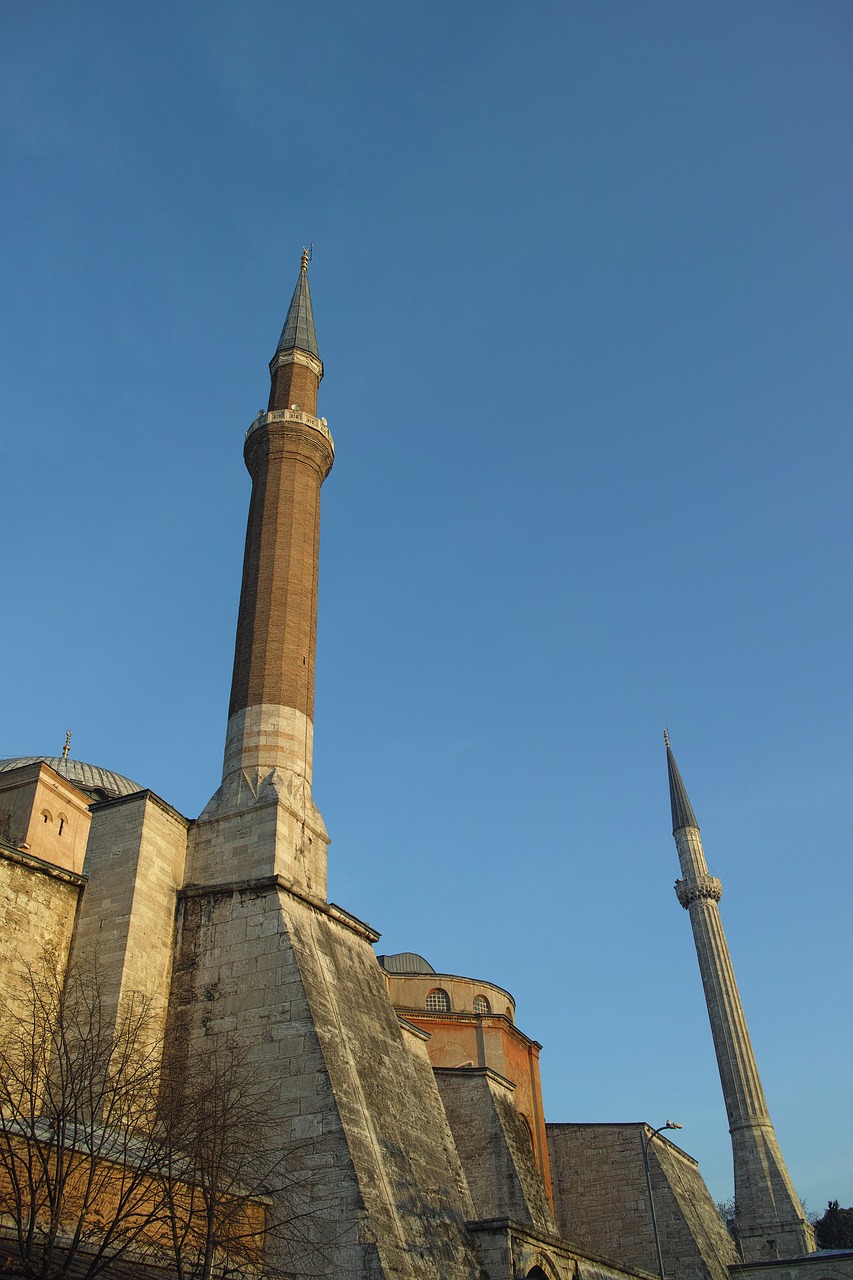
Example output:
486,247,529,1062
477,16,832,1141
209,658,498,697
1,954,341,1280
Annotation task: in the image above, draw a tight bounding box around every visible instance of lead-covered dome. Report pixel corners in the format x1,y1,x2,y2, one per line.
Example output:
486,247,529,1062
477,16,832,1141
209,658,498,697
376,953,436,975
0,757,143,801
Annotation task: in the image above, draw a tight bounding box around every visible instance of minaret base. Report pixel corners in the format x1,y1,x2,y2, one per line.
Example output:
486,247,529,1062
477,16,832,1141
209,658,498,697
189,771,329,900
736,1222,816,1265
732,1122,816,1262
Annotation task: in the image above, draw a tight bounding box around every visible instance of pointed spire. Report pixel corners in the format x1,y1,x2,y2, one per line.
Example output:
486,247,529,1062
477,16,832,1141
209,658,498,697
275,250,319,359
664,729,699,833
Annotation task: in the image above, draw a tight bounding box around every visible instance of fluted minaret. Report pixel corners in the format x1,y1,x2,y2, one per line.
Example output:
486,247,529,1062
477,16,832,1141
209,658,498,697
193,253,334,898
664,732,814,1262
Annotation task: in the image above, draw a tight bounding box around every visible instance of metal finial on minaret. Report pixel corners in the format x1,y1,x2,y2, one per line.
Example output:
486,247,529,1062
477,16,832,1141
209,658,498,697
663,725,670,748
664,740,814,1261
62,730,72,760
272,250,321,373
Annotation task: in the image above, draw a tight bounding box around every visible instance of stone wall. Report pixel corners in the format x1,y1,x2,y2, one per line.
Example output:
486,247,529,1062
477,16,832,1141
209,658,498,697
71,791,188,1049
0,844,83,1019
389,975,553,1201
169,877,482,1279
435,1067,555,1232
547,1122,737,1280
467,1219,655,1280
731,1257,853,1280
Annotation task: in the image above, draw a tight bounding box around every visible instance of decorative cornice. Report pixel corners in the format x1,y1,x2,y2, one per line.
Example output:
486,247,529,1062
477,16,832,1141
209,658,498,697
268,347,323,379
0,840,87,887
675,874,723,908
433,1065,517,1091
396,1006,541,1051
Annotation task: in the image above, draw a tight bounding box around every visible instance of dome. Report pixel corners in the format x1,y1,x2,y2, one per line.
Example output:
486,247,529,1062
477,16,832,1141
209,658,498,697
0,757,143,801
376,952,436,975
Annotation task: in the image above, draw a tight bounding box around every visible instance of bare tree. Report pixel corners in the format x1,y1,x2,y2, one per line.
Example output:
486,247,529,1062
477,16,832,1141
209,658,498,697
0,953,166,1280
155,1039,336,1280
0,955,338,1280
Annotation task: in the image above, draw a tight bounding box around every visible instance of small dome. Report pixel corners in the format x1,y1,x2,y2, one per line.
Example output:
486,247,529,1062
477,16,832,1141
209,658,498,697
376,952,436,975
0,757,143,801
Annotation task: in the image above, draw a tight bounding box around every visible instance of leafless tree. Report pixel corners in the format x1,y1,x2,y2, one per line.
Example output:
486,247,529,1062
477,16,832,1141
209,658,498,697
0,955,339,1280
0,953,166,1280
155,1038,337,1280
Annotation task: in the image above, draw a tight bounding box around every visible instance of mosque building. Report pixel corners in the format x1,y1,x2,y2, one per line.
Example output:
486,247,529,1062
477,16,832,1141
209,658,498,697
0,257,840,1280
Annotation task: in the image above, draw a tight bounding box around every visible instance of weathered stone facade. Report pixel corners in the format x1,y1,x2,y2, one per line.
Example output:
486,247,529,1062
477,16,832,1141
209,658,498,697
548,1122,738,1280
0,842,83,1021
70,790,189,1048
731,1258,853,1280
168,880,482,1278
381,960,553,1199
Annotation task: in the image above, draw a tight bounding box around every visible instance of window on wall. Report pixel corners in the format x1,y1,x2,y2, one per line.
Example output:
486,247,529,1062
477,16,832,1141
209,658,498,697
473,994,490,1015
425,988,450,1013
41,811,51,824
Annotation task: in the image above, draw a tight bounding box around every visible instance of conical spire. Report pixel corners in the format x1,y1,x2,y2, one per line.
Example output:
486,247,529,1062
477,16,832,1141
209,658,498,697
275,249,319,359
664,728,699,833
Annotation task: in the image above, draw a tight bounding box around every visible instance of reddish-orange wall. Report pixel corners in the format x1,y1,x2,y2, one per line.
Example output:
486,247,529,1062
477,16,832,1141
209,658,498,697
402,1010,553,1206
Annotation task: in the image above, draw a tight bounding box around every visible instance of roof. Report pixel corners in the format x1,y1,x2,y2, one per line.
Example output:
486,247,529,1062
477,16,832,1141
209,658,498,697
665,741,700,833
0,757,144,800
275,259,319,359
376,952,436,975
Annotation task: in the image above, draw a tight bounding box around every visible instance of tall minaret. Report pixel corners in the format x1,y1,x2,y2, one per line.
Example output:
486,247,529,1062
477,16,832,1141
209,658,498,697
193,252,334,898
664,732,814,1262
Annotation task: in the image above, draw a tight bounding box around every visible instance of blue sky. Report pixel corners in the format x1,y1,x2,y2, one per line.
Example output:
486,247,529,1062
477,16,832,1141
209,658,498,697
2,2,851,1212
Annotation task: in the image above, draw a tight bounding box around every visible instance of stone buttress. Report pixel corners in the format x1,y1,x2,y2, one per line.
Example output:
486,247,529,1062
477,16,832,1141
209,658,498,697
178,257,483,1278
664,735,814,1263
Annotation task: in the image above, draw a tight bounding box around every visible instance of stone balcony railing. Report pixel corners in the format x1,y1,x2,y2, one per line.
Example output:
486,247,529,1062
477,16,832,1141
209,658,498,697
675,874,723,909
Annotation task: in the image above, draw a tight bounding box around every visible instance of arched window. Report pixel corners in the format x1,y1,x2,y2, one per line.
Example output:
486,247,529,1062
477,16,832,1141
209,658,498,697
505,1006,513,1022
58,814,67,836
473,994,490,1015
425,988,450,1013
41,810,52,825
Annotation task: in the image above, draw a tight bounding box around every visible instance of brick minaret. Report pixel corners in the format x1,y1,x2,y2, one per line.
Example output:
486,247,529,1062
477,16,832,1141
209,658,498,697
192,254,334,898
177,262,484,1279
664,733,814,1262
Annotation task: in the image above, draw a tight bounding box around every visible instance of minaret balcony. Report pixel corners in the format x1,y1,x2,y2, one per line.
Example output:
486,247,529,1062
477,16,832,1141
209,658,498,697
245,407,334,454
675,874,723,908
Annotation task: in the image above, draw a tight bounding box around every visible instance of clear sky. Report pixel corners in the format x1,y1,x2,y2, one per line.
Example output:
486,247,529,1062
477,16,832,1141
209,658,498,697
2,1,851,1214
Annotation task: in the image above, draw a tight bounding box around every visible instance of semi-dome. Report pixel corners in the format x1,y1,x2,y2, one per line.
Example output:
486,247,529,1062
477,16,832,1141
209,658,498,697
0,757,143,801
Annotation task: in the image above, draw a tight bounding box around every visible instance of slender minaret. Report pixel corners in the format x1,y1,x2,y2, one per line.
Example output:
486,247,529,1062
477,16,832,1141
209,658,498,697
664,732,815,1262
177,261,484,1279
192,252,335,898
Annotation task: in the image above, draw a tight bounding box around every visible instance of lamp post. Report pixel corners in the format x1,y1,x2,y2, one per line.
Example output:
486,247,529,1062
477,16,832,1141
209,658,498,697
641,1120,683,1280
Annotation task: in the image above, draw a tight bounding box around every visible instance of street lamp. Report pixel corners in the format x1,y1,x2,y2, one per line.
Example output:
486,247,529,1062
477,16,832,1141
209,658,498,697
641,1121,683,1280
